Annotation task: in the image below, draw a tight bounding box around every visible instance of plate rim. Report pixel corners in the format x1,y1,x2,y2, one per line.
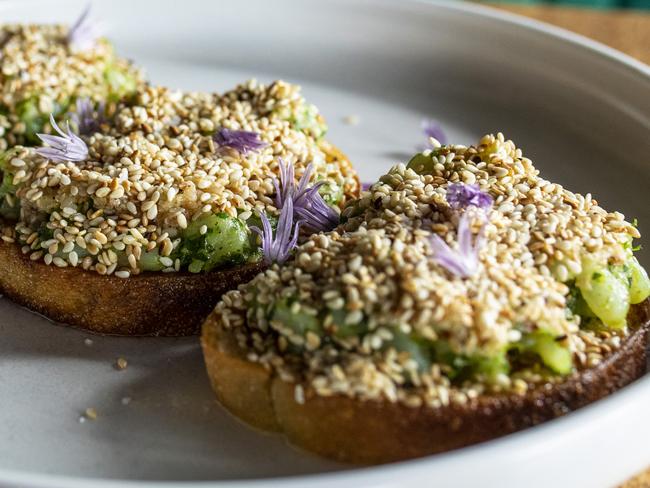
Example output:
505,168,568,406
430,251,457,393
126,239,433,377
0,0,648,486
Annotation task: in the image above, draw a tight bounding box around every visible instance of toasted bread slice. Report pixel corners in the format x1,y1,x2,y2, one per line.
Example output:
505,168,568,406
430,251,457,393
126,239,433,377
0,143,357,336
201,299,649,464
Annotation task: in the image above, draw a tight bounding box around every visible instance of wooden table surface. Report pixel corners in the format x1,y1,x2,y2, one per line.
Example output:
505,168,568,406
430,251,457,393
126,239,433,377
489,5,650,487
494,4,650,65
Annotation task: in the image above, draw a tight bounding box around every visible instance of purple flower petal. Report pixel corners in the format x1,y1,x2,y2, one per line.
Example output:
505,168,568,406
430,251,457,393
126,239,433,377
421,119,447,145
361,182,372,191
251,199,302,265
36,114,88,163
275,159,339,233
67,5,103,52
294,186,339,232
428,213,484,278
446,183,493,211
69,98,106,135
213,128,268,155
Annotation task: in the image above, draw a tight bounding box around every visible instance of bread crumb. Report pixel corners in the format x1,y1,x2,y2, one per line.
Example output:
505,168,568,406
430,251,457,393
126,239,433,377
84,407,98,420
121,396,132,405
84,338,93,346
115,357,128,370
342,114,360,126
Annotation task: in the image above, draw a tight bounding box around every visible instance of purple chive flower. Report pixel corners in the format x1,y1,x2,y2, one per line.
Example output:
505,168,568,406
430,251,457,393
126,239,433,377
67,5,103,52
429,213,485,278
213,128,268,155
274,158,339,232
69,98,106,135
421,119,447,145
36,114,88,163
446,183,493,211
250,198,302,265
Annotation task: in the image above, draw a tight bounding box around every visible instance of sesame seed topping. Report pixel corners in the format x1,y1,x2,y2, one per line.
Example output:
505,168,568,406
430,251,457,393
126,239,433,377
2,80,358,274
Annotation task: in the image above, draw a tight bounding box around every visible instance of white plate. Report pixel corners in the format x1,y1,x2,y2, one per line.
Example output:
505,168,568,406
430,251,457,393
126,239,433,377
1,0,649,487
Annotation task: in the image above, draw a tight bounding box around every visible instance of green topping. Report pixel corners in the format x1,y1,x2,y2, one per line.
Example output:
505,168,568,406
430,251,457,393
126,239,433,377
290,104,327,140
629,257,650,304
139,250,167,271
387,330,433,372
386,331,509,382
318,180,344,207
16,97,50,145
103,65,138,103
175,213,255,273
512,331,572,375
566,254,649,330
272,298,323,337
576,260,630,330
406,153,436,174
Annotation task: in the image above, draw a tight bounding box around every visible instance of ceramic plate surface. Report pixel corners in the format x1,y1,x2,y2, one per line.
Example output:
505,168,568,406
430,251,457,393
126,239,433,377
0,0,649,487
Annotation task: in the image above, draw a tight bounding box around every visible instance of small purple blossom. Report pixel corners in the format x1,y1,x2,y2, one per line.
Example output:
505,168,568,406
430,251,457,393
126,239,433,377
67,5,103,52
69,98,106,135
429,213,485,278
421,119,447,145
446,183,493,211
250,198,302,265
274,158,339,233
361,182,372,191
213,128,268,155
36,114,88,163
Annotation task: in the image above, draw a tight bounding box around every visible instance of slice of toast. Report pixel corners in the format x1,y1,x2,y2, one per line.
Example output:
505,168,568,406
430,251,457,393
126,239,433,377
201,299,649,464
0,141,357,336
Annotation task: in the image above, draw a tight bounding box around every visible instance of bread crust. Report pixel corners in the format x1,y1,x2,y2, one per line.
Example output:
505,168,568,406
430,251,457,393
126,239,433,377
0,142,357,336
0,239,265,336
201,299,650,464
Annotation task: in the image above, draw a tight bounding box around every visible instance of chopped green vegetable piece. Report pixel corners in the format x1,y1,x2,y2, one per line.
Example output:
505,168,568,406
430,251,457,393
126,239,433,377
176,213,254,273
16,97,49,144
566,282,596,320
291,104,327,140
576,260,630,330
628,257,650,304
271,298,322,337
513,331,572,375
387,329,433,372
104,65,138,102
318,180,343,207
406,153,435,174
139,250,166,271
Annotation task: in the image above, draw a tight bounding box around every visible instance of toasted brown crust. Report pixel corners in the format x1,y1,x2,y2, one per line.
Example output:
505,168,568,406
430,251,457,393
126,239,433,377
201,299,650,464
0,239,266,336
0,142,357,336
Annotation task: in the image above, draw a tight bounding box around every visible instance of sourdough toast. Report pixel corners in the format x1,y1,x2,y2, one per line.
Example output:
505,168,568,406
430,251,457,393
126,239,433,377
202,299,649,464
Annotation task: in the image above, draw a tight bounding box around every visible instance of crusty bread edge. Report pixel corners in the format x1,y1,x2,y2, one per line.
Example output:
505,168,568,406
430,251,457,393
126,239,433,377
201,299,650,464
0,239,266,336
